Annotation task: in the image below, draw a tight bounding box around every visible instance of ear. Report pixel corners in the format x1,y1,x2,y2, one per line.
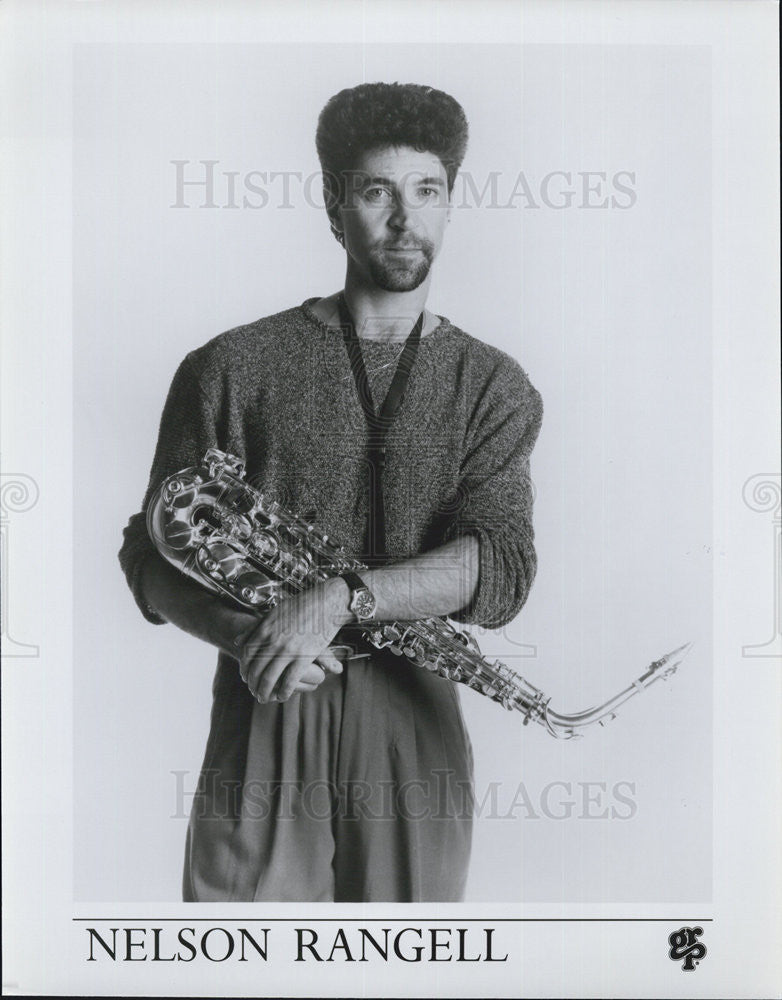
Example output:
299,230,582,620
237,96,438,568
325,202,346,245
328,214,345,247
328,199,345,230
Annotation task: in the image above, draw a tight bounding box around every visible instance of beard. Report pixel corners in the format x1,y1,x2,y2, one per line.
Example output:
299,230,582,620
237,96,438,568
365,238,436,292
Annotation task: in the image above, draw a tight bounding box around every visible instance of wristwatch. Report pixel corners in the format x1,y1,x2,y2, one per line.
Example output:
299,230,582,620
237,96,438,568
340,571,377,622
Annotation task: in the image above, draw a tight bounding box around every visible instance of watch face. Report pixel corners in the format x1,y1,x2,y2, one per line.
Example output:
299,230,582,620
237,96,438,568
350,587,377,620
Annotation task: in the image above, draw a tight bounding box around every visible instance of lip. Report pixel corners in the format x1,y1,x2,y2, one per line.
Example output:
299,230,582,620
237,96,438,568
384,247,422,254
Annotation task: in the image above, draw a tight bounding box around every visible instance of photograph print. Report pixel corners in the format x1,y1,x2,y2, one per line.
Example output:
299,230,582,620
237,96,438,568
73,40,712,909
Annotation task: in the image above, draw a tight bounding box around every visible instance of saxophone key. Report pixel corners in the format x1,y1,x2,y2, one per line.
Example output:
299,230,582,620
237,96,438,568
367,625,399,649
290,551,314,583
402,642,425,663
220,512,252,540
227,488,256,515
203,541,245,580
163,518,198,550
249,529,280,561
234,570,277,608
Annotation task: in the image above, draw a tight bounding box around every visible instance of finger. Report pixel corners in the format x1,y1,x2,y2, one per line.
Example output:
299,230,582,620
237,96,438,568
297,661,329,686
249,650,292,703
237,623,274,684
293,680,320,693
315,653,343,675
292,666,327,694
274,657,320,702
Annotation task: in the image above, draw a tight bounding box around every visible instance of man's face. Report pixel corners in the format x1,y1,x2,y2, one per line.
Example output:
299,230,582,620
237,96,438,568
336,145,451,293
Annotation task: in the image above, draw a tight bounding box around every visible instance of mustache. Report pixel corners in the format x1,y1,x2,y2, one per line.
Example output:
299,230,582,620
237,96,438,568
380,239,434,251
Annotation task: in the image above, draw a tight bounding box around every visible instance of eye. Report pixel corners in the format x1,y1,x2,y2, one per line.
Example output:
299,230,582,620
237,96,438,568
411,186,442,205
363,186,392,205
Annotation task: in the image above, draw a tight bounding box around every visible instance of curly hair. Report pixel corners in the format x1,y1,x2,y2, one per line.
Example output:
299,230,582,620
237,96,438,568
316,82,469,220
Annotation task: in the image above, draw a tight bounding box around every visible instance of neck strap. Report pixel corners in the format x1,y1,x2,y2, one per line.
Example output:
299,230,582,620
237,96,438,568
338,293,423,561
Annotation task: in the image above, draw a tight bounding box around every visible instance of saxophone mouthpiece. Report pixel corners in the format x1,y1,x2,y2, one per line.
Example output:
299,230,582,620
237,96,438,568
656,641,694,678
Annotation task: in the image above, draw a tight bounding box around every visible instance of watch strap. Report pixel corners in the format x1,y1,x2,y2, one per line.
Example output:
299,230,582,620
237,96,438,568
341,570,369,593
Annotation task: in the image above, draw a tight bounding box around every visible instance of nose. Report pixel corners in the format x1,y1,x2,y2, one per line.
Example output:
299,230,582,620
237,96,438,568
388,195,414,231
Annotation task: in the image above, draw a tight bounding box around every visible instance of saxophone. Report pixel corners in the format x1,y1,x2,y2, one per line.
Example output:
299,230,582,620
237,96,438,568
146,448,692,739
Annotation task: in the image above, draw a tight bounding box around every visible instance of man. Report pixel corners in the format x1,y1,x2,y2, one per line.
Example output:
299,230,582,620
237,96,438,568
119,82,542,902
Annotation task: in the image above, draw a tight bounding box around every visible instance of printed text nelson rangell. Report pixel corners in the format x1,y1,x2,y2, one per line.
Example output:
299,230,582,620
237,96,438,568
85,924,509,965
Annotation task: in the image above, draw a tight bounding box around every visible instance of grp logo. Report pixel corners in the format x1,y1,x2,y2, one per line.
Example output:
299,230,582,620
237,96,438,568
668,926,707,971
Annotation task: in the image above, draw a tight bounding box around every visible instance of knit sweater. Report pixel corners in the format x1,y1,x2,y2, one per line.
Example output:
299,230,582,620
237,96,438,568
118,299,543,629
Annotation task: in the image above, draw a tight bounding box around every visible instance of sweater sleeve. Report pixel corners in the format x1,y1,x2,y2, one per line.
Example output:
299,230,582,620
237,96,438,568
444,358,543,629
117,354,219,624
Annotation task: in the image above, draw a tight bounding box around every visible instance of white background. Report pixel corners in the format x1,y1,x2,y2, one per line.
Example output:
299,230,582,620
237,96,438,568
1,1,779,997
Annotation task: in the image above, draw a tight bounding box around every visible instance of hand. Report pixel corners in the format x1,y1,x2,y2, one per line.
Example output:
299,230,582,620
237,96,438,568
236,578,350,703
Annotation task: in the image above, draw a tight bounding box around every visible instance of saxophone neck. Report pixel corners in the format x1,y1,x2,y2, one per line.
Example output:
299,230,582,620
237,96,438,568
534,642,694,739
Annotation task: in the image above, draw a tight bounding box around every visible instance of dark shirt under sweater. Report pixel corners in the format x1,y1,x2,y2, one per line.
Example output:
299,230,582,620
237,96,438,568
118,298,543,902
